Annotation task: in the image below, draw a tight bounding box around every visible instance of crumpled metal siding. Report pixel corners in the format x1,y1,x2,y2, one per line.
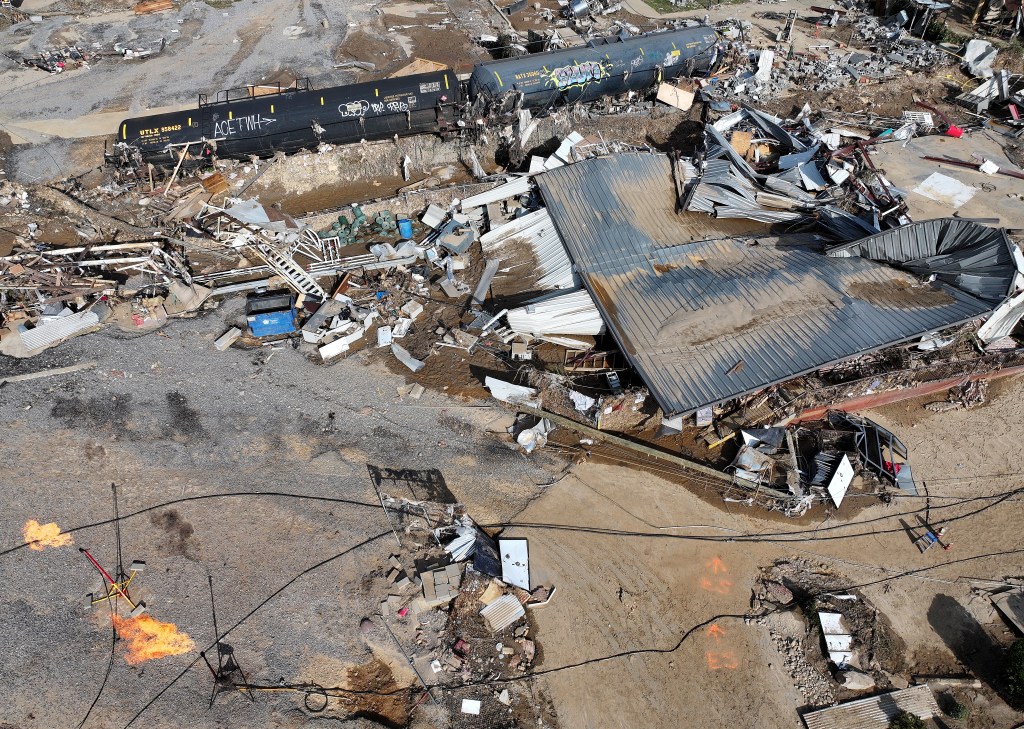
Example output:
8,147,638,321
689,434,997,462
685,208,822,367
826,218,1017,304
536,153,998,418
478,207,578,290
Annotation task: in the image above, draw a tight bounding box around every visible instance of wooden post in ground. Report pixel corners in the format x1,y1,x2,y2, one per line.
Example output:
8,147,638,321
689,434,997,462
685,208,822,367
163,143,191,196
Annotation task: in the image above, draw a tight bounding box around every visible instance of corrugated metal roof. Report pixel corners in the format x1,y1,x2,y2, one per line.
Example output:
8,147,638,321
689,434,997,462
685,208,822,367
479,594,525,631
480,208,578,290
802,685,940,729
827,218,1018,304
506,288,605,336
536,153,998,417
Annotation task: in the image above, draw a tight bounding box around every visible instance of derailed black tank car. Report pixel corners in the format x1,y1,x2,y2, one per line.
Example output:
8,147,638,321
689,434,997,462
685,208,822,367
118,70,460,163
468,27,719,109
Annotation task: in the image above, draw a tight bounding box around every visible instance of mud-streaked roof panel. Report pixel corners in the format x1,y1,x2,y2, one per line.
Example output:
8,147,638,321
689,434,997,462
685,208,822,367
536,154,998,417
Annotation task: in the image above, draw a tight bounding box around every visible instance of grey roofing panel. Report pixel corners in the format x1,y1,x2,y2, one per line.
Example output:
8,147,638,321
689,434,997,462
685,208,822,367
826,218,1017,304
536,154,998,417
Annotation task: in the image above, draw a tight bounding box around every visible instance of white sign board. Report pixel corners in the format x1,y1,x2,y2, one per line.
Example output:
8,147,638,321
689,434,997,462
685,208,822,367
827,454,854,508
499,538,530,591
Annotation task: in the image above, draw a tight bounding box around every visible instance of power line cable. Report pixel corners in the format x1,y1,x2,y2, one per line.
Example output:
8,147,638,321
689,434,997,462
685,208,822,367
122,529,393,729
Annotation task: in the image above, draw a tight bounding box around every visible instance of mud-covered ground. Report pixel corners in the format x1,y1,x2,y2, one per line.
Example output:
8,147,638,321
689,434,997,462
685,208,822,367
0,296,566,728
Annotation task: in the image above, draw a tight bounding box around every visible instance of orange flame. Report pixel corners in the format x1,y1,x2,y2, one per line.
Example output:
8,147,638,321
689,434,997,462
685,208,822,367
111,614,196,665
23,519,73,551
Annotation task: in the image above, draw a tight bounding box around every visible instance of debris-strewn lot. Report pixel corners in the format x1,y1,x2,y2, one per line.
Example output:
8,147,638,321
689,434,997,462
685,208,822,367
4,0,1024,725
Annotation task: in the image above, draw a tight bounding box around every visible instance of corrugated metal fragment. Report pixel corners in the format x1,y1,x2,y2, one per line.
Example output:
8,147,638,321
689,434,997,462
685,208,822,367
802,685,940,729
826,218,1017,304
479,594,525,631
506,288,605,336
479,208,578,290
460,176,532,210
19,311,101,352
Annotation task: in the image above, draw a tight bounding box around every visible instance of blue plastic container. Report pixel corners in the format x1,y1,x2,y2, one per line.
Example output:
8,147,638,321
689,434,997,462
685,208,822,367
397,218,414,238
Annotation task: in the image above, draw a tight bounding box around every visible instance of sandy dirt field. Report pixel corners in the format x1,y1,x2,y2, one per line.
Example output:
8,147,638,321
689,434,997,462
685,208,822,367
504,375,1024,729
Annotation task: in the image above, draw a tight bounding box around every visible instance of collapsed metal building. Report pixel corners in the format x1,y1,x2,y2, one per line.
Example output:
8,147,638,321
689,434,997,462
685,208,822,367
532,152,1022,424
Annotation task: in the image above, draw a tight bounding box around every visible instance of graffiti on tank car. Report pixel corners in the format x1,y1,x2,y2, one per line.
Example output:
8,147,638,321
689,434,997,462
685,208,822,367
213,114,277,138
547,59,609,90
338,99,370,118
662,49,682,68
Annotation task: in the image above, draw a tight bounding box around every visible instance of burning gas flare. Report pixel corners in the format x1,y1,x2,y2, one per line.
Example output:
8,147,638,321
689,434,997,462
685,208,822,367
23,519,73,551
111,614,196,665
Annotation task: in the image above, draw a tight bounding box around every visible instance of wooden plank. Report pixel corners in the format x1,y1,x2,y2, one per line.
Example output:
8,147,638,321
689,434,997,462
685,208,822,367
134,0,173,13
515,404,731,484
0,361,97,385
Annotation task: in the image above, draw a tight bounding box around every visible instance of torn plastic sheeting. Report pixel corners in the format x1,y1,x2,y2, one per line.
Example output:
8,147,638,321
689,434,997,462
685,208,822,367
485,376,540,406
963,38,997,79
391,343,424,372
568,390,596,411
516,418,552,453
473,528,502,577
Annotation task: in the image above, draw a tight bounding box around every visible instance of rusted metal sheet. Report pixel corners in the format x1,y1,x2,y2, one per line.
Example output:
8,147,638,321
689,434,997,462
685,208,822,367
791,364,1024,422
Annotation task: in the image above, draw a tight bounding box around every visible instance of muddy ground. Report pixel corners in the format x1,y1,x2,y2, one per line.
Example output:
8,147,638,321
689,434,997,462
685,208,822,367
3,0,1024,727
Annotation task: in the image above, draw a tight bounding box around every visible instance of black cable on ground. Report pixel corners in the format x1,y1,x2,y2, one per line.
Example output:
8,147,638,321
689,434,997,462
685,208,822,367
478,482,1024,545
418,545,1024,694
76,550,119,729
2,490,383,558
122,529,393,729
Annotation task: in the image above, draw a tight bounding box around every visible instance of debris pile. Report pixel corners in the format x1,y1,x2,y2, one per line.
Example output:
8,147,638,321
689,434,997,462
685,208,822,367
925,378,988,411
369,483,551,721
708,4,955,102
18,45,92,73
687,105,912,235
753,559,909,706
